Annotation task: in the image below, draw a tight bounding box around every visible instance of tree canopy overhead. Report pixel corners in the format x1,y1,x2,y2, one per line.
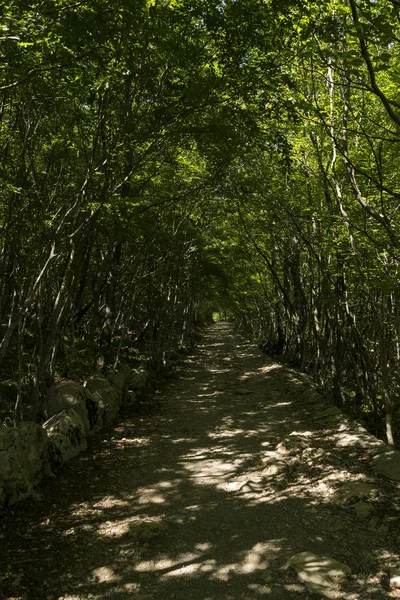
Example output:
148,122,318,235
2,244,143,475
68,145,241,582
1,0,400,444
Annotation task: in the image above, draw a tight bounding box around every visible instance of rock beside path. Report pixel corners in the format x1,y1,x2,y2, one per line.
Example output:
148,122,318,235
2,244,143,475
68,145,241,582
276,432,311,455
85,375,120,427
43,408,87,467
0,423,50,506
372,450,400,480
289,551,351,598
45,380,99,435
335,481,376,501
108,364,132,406
353,500,374,518
390,564,400,589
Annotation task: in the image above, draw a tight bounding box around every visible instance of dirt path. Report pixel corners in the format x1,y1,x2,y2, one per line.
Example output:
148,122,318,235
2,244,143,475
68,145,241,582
1,323,400,599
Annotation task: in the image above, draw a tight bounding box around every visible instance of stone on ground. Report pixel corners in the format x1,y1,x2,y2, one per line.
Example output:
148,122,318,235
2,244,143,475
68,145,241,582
289,551,351,598
353,500,374,518
43,408,87,467
372,450,400,480
85,375,120,427
276,433,311,455
262,458,287,477
108,364,132,406
335,481,376,501
128,520,168,543
0,423,50,507
390,564,400,589
45,380,102,435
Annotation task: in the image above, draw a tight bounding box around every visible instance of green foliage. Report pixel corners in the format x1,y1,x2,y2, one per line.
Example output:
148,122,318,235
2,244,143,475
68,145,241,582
1,0,400,444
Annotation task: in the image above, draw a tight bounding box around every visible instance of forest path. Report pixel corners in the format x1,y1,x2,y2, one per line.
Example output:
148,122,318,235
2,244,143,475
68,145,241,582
1,323,400,600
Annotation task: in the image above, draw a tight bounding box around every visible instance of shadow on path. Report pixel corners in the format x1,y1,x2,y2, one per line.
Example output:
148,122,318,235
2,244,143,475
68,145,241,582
1,323,400,599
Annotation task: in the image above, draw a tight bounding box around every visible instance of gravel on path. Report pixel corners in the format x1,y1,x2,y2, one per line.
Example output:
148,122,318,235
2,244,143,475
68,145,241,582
1,323,400,599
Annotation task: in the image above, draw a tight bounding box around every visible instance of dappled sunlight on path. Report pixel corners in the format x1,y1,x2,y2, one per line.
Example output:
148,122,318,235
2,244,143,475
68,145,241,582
1,323,400,599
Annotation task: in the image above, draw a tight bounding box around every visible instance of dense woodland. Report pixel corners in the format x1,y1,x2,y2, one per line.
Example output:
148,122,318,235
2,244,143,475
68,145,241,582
1,0,400,445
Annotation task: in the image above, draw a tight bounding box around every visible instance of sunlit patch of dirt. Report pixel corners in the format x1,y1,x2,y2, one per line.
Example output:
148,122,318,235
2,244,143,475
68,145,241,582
1,323,398,600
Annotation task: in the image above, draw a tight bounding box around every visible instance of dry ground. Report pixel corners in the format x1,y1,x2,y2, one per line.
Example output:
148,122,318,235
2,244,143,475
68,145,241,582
1,323,400,599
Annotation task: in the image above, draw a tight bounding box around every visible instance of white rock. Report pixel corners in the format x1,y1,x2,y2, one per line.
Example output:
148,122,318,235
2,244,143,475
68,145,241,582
262,456,287,477
85,375,120,427
44,408,87,466
46,380,102,435
289,551,351,598
277,433,310,455
390,564,400,589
